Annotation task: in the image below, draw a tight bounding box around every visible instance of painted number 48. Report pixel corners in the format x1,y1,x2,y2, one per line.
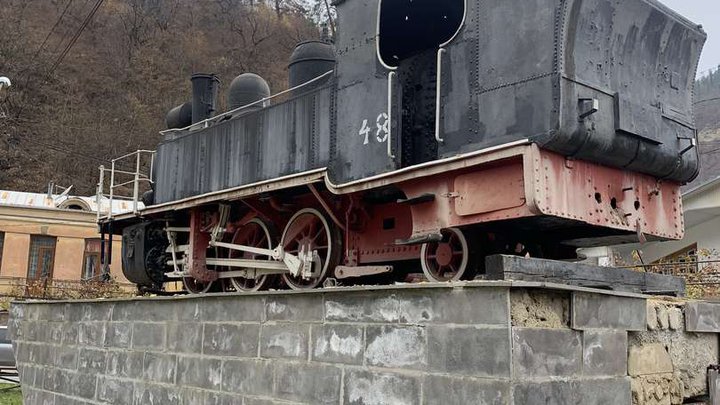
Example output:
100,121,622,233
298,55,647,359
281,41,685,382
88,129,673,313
359,113,389,145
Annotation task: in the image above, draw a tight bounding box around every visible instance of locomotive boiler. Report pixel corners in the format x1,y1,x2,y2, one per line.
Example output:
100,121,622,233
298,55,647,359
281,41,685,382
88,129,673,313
99,0,706,293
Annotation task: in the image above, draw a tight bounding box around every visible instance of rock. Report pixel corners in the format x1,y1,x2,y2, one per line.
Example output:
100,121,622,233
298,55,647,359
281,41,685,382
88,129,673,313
628,344,674,376
657,305,670,329
647,303,659,330
668,308,682,331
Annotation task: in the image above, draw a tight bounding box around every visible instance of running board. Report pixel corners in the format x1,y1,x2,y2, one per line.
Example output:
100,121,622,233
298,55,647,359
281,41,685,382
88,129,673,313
394,233,442,246
397,193,435,206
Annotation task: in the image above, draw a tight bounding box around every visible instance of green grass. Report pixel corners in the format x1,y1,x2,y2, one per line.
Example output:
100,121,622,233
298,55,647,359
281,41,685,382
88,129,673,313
0,384,22,405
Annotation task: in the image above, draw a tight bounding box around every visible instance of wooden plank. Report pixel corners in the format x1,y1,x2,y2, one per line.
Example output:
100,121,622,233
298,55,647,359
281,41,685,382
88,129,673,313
485,255,685,296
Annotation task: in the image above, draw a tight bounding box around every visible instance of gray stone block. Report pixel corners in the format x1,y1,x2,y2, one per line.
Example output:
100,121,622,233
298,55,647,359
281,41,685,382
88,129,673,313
512,328,581,378
180,389,206,405
221,359,274,397
105,322,132,348
114,301,174,323
512,380,576,405
324,292,399,323
143,352,177,384
176,356,222,390
571,292,646,331
70,372,99,399
512,378,631,405
97,375,134,404
81,302,114,322
343,369,420,405
427,325,511,377
28,343,53,366
110,302,136,321
14,342,30,363
311,324,364,365
583,330,627,376
17,364,36,388
78,347,107,374
78,322,106,347
6,319,20,340
576,377,632,405
365,325,426,369
19,320,39,341
132,322,166,350
686,301,720,332
9,304,25,321
201,296,265,322
260,324,309,360
133,383,182,405
168,322,203,354
709,369,720,405
423,375,508,405
244,398,301,405
41,367,62,392
27,388,55,405
106,350,144,379
38,321,64,343
398,288,509,325
242,397,302,405
274,361,341,404
174,300,203,322
266,295,323,322
38,304,66,321
62,322,79,345
204,323,260,358
56,394,94,405
207,393,244,405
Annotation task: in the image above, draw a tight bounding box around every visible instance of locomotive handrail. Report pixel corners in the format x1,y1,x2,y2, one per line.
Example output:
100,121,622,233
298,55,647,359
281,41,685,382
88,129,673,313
97,149,156,221
435,47,447,143
387,71,396,159
159,70,335,136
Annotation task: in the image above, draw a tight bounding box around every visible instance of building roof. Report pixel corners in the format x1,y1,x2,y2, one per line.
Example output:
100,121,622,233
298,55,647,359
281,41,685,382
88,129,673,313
0,190,139,215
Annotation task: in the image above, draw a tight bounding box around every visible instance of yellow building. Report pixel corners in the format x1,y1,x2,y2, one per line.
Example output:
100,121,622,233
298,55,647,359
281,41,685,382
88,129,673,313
0,190,134,295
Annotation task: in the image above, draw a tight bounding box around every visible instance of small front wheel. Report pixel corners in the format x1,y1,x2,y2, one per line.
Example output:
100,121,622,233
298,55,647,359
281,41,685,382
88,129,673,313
420,228,476,282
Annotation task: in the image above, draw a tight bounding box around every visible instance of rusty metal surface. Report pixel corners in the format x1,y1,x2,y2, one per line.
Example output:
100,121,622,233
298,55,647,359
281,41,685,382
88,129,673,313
397,144,684,244
454,162,526,216
530,145,684,240
350,202,420,264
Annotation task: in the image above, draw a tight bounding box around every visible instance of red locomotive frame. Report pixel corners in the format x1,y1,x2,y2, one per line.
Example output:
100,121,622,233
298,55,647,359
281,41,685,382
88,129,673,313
106,141,683,293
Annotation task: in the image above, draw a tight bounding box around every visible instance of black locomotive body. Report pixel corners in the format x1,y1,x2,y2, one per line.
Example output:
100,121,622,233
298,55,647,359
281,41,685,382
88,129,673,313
102,0,705,293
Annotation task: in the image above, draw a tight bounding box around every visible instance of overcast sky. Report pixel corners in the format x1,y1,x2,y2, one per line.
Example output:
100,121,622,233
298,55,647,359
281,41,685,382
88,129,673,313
660,0,719,76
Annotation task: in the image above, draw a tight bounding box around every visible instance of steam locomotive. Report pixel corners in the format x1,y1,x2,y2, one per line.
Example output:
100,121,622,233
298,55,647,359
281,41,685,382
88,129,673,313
100,0,706,293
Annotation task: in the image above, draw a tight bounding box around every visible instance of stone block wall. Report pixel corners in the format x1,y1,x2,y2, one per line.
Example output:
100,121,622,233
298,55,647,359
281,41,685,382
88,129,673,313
629,300,720,405
7,282,720,404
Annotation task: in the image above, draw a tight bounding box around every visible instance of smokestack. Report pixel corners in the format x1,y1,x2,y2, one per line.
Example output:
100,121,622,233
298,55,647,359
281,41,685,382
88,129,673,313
190,73,220,124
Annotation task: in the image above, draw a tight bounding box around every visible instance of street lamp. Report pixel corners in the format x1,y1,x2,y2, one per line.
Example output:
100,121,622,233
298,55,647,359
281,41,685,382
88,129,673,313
0,77,11,90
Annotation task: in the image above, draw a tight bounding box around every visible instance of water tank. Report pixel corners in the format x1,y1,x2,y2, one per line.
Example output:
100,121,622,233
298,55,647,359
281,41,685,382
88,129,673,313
165,102,192,129
191,73,220,124
288,40,336,90
227,73,271,110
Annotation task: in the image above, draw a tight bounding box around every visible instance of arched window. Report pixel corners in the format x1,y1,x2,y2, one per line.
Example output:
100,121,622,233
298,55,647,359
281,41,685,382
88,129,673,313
378,0,465,67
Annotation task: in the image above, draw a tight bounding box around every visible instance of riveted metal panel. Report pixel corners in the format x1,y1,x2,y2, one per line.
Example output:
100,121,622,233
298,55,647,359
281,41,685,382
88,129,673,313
329,0,400,185
153,87,332,204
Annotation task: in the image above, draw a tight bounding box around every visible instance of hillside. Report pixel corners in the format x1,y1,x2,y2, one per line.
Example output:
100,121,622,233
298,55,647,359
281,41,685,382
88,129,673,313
0,0,324,195
1,2,719,195
689,67,720,189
